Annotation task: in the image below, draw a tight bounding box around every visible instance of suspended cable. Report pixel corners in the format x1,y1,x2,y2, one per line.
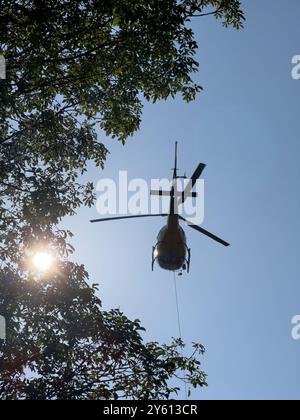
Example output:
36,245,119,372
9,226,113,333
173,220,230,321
173,271,188,400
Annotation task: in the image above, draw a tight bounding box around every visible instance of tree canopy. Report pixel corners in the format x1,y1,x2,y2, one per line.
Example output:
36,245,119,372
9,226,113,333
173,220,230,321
0,0,244,399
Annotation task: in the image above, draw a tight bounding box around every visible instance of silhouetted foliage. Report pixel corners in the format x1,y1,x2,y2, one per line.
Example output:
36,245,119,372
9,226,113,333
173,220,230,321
0,0,244,399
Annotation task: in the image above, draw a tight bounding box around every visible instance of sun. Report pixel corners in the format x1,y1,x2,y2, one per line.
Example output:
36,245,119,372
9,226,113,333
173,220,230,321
32,252,53,272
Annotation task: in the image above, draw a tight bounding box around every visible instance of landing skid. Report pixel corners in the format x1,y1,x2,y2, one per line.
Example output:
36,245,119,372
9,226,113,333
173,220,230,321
152,246,156,271
178,247,191,276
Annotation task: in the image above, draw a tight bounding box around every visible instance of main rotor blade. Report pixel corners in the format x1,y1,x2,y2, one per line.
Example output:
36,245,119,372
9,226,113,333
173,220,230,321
191,163,206,184
179,163,206,204
90,214,168,223
179,216,230,247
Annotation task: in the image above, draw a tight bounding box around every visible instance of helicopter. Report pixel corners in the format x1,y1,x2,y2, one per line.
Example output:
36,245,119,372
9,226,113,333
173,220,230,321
90,142,229,274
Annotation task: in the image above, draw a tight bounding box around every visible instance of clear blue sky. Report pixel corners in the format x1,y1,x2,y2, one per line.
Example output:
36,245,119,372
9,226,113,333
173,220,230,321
63,0,300,400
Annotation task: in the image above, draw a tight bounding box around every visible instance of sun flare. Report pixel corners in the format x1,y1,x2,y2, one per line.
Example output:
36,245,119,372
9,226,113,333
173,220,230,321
32,252,53,272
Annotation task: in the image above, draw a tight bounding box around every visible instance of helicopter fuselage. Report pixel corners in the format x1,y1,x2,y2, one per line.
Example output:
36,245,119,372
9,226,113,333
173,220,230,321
153,214,190,272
